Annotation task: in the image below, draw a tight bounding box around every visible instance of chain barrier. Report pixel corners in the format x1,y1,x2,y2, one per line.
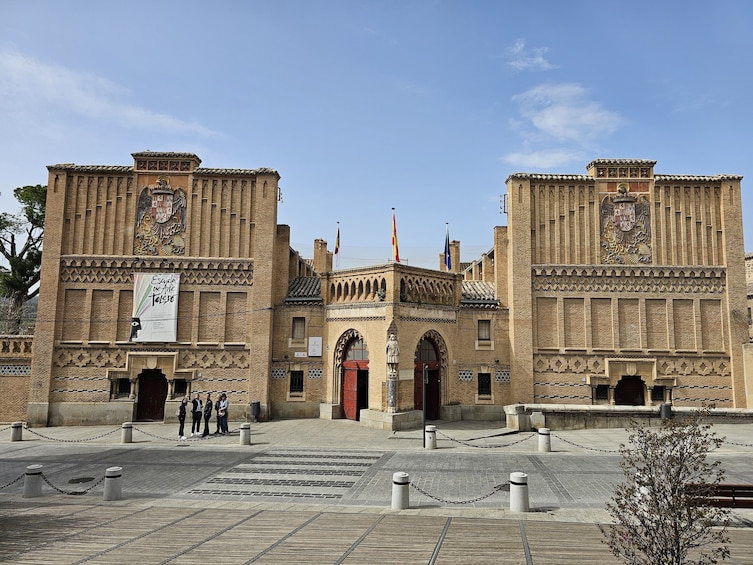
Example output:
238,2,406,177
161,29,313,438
0,474,25,491
0,425,12,434
722,439,753,448
410,480,510,504
132,425,240,442
435,429,536,449
41,472,105,496
550,432,620,453
22,426,120,443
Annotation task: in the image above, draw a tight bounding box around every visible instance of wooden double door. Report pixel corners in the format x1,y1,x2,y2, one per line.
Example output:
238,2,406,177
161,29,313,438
135,369,168,421
343,361,369,421
414,361,440,420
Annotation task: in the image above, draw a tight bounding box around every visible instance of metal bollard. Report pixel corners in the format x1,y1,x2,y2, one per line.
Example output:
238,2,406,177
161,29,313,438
538,427,551,453
391,472,410,510
11,421,23,441
239,423,251,445
121,422,133,444
424,425,437,450
103,466,123,501
509,472,529,512
23,464,43,498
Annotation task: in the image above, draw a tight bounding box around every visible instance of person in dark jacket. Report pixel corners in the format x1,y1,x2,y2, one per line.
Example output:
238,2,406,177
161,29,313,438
178,396,188,440
202,392,213,437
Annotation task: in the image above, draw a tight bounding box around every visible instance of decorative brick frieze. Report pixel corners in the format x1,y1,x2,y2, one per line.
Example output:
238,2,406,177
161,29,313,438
532,265,725,294
59,256,254,285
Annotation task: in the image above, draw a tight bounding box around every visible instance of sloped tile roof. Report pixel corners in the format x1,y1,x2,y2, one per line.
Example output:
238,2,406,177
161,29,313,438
285,277,322,303
461,280,498,308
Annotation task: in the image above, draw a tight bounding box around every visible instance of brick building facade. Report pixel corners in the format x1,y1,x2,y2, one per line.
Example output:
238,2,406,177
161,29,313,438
1,154,750,427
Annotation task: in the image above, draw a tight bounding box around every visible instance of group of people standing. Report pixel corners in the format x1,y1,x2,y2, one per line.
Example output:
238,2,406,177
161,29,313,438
176,392,229,440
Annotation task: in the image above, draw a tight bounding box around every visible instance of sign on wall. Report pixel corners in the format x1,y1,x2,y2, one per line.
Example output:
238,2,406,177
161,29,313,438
308,337,322,357
130,273,180,342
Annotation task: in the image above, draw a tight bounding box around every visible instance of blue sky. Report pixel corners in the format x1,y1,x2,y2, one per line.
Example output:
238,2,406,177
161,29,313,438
1,1,752,269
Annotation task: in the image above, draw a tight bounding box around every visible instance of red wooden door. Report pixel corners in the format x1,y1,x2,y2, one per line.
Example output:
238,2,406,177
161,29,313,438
414,361,440,420
343,363,358,420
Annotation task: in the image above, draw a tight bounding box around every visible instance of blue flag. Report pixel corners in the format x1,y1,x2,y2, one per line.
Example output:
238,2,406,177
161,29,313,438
444,224,451,270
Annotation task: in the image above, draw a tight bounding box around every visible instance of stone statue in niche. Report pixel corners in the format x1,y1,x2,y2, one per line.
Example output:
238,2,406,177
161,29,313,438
386,333,399,365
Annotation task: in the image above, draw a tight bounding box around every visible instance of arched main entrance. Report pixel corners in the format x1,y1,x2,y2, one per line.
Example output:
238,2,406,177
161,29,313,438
342,338,369,421
414,337,441,420
135,369,168,421
614,375,645,406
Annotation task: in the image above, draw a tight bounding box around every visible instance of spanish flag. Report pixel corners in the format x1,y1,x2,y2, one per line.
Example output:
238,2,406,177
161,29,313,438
392,208,400,263
334,223,340,269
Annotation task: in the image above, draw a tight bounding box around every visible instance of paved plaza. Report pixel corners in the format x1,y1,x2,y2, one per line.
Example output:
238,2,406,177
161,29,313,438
1,419,752,564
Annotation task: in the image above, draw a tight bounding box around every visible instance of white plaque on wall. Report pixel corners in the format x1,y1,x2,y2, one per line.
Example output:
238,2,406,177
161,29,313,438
308,337,322,357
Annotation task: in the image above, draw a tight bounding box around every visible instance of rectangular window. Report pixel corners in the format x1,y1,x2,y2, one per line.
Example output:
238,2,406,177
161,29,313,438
594,384,609,402
118,378,130,397
290,370,304,394
477,372,491,396
174,379,187,396
292,317,305,340
651,386,665,402
478,320,491,341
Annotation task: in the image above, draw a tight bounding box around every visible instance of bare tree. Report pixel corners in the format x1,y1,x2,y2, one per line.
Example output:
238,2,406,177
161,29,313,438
600,409,730,564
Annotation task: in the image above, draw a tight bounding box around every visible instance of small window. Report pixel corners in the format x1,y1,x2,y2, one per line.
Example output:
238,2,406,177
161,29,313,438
594,384,609,401
292,317,305,340
174,379,187,396
477,372,491,396
290,370,304,394
478,320,491,341
118,378,130,396
651,386,665,402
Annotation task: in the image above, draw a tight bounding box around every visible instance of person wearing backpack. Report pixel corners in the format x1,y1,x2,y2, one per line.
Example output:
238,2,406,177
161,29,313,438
201,392,213,438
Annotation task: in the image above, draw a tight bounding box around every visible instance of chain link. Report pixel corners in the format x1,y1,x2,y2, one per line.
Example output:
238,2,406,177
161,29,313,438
410,480,510,504
550,432,620,453
41,473,105,496
22,426,120,443
0,474,25,490
435,429,536,449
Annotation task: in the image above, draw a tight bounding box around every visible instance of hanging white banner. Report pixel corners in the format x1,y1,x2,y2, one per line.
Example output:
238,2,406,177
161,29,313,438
130,273,180,342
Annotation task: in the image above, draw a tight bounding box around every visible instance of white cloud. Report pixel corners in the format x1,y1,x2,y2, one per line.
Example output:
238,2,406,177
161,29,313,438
506,39,556,72
503,83,624,170
512,84,624,142
503,149,585,169
0,50,216,136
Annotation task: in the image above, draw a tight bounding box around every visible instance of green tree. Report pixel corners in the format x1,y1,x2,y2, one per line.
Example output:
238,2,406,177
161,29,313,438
0,184,46,334
600,409,730,564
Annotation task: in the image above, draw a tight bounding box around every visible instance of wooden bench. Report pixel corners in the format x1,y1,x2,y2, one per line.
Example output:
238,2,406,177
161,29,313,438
688,484,753,508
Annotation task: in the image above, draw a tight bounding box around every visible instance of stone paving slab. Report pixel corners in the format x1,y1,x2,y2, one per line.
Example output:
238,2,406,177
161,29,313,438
2,419,753,563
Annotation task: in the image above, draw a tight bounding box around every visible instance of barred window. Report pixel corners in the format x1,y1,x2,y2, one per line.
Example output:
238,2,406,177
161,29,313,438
292,317,305,340
290,370,304,394
477,320,491,341
595,384,609,401
478,372,491,396
118,378,130,396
